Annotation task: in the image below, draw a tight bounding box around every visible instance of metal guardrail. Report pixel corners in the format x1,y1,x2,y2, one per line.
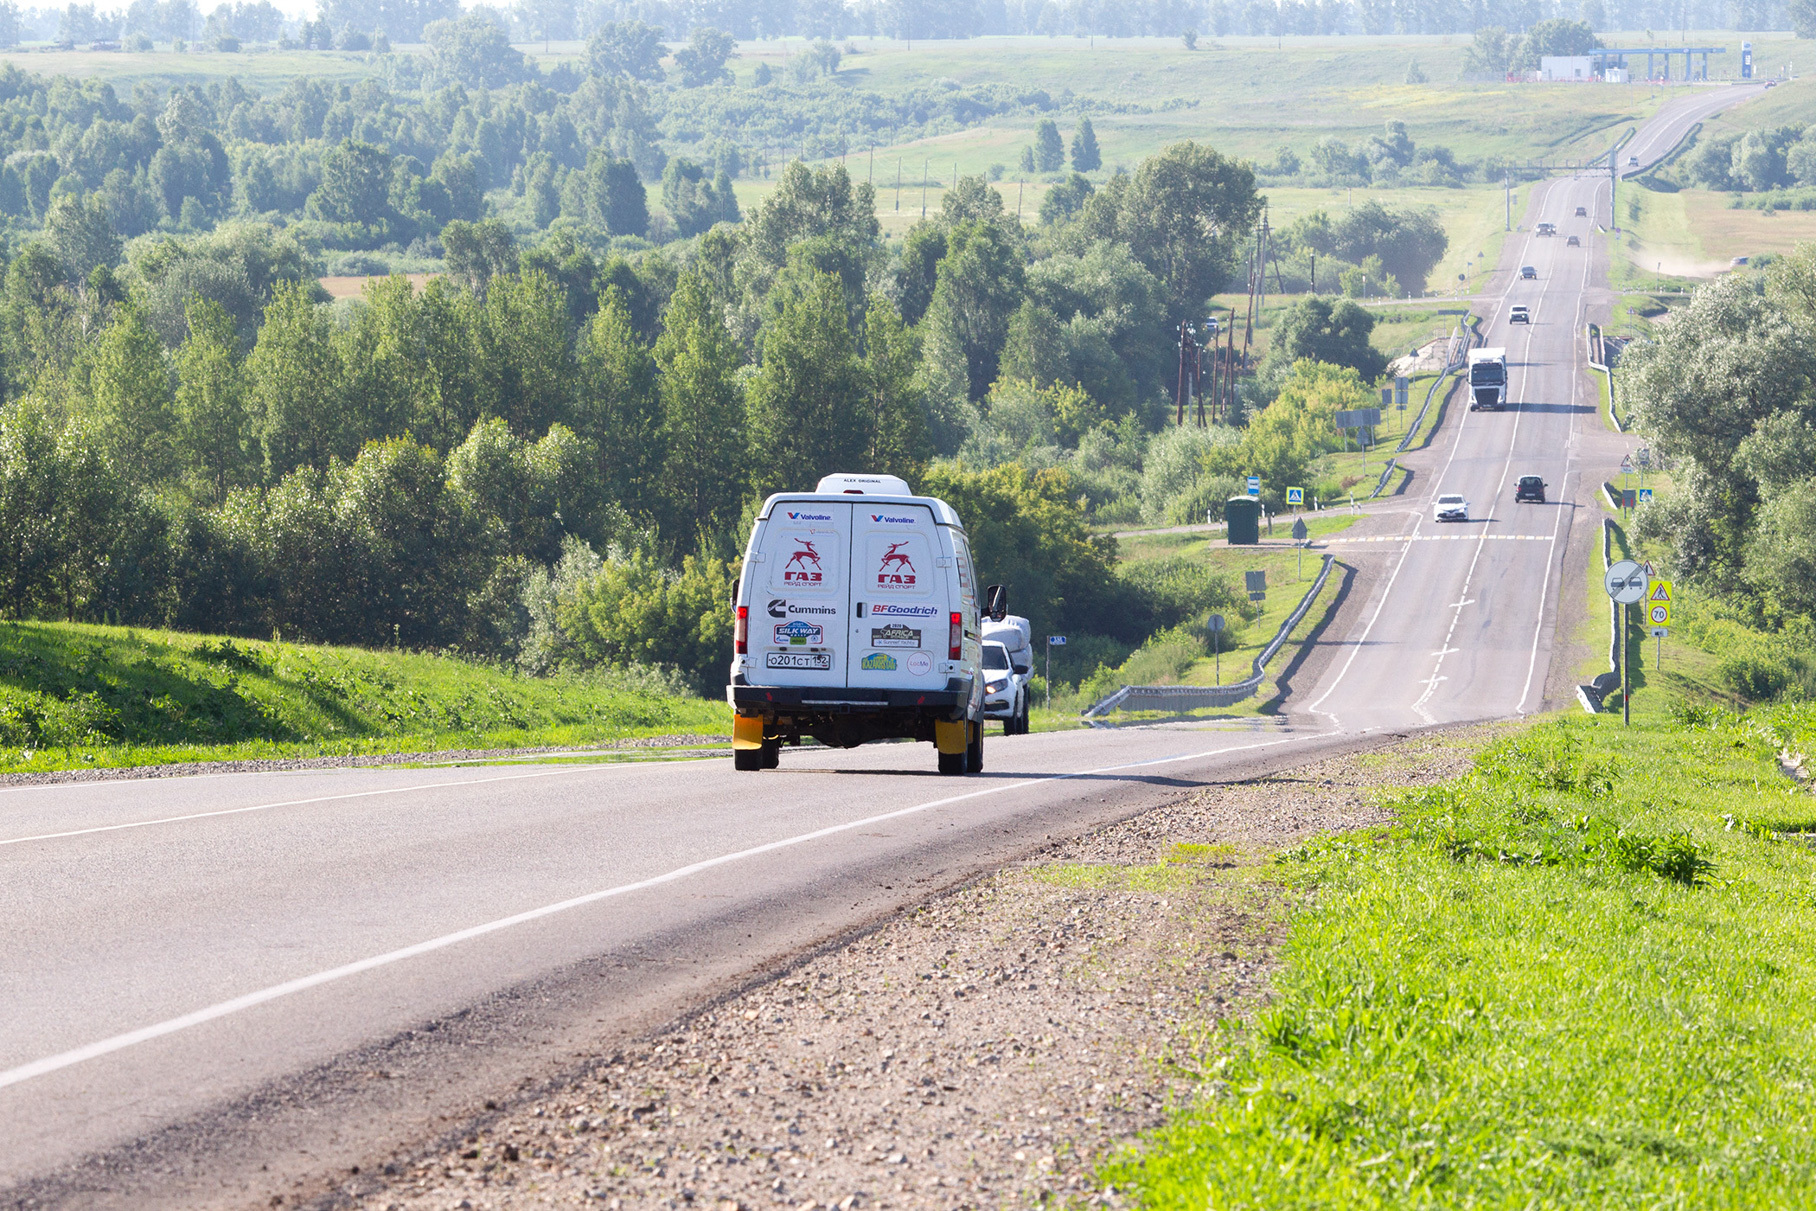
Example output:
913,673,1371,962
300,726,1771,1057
1366,317,1478,501
1081,553,1336,720
1579,516,1624,712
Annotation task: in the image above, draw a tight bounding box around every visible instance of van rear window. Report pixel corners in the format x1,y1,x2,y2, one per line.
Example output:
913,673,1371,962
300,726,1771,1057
982,644,1010,670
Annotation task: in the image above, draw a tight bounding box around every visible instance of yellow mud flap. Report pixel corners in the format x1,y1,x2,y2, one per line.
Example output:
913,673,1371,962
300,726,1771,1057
733,715,765,750
934,719,968,754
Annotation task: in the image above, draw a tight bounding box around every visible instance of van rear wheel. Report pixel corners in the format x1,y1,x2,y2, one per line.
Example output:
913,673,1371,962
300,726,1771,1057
733,747,764,771
967,722,983,773
938,748,968,775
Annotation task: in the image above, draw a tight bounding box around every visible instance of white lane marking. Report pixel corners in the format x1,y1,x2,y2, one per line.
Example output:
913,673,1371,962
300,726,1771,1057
0,732,1322,1092
0,763,699,849
1319,534,1555,544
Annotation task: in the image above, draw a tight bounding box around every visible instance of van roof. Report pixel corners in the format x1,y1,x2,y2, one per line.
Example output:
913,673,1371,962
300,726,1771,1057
758,491,966,529
1469,347,1507,361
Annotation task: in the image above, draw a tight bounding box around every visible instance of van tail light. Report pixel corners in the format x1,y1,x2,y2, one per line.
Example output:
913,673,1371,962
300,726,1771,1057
948,612,963,660
735,605,748,655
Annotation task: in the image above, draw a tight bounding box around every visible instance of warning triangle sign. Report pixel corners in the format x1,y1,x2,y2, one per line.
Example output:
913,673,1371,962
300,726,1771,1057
1648,582,1672,603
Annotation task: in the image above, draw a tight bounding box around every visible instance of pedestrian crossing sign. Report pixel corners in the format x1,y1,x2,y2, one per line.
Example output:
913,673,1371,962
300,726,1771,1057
1647,579,1672,627
1286,487,1304,506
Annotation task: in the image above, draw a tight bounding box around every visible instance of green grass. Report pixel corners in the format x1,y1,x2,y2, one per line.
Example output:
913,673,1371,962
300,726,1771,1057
0,620,728,774
1055,514,1354,721
1102,707,1816,1206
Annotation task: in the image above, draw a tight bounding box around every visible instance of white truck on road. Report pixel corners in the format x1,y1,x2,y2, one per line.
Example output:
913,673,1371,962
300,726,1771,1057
981,614,1033,734
728,473,994,775
1468,347,1508,411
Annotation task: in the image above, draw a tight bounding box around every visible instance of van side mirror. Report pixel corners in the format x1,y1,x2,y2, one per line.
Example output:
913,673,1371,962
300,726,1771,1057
983,584,1007,621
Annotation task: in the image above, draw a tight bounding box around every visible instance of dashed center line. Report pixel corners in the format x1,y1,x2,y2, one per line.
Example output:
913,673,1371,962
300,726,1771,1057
1318,533,1556,544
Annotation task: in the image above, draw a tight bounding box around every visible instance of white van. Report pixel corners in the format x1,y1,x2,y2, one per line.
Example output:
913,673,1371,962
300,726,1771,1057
727,473,995,775
981,615,1033,734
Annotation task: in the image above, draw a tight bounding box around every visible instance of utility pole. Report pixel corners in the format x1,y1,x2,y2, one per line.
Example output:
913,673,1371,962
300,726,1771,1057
895,158,902,211
920,159,929,218
1504,170,1512,231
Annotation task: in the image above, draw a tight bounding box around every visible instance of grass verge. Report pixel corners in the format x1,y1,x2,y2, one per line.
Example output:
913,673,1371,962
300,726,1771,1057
1102,706,1816,1205
0,620,727,774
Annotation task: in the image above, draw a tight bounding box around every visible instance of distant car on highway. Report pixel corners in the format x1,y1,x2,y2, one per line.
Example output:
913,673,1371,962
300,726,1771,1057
1536,222,1556,236
1509,305,1530,324
1575,205,1588,216
1514,475,1547,503
1520,265,1537,279
1566,235,1581,246
1433,494,1470,522
1628,155,1640,165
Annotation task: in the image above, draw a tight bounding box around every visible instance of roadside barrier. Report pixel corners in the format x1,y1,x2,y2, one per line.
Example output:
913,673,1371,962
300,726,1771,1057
1082,554,1336,720
1587,322,1624,432
1579,516,1624,713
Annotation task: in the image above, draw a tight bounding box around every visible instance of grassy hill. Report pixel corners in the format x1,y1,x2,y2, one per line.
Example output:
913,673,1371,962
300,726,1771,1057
0,621,727,774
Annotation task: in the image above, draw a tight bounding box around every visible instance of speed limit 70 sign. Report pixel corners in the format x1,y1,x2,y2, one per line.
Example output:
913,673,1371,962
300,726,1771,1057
1646,579,1673,627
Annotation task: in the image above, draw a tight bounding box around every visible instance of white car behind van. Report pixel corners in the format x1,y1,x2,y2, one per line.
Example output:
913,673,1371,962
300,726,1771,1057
728,473,994,775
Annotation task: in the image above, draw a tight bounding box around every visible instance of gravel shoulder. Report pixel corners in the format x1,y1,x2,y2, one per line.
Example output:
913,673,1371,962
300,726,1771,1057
319,723,1511,1211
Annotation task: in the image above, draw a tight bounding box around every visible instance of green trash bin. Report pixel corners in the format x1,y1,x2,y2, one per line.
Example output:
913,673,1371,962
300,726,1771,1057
1225,496,1260,545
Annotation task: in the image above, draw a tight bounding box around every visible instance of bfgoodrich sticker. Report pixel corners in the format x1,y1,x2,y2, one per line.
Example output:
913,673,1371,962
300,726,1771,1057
870,603,938,618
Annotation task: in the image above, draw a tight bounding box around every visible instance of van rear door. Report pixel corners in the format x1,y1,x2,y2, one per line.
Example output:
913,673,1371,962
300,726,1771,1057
753,501,851,689
850,504,944,689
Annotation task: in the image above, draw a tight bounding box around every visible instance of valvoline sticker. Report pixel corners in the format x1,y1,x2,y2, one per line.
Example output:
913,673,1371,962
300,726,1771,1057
786,511,834,521
870,513,919,523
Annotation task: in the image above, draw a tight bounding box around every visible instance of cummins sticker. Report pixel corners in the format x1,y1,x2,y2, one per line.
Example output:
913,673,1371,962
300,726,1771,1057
769,599,838,618
870,624,920,648
773,620,823,646
860,652,898,671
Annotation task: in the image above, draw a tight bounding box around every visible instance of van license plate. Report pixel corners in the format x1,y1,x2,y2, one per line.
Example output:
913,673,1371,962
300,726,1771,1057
765,651,832,670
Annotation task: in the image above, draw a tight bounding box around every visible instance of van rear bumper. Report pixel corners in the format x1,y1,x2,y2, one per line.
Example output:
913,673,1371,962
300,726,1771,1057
730,682,970,712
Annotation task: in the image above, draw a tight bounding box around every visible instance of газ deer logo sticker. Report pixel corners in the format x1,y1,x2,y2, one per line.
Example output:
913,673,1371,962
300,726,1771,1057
784,540,823,584
876,541,917,588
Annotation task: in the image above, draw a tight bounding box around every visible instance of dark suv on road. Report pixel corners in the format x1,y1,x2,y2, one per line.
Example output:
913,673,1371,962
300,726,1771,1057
1514,475,1547,503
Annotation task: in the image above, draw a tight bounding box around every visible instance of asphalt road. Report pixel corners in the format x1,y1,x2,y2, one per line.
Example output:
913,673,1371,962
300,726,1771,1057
0,84,1770,1210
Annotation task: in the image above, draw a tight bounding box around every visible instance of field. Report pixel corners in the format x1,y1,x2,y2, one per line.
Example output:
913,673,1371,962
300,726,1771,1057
0,620,728,774
1104,705,1816,1205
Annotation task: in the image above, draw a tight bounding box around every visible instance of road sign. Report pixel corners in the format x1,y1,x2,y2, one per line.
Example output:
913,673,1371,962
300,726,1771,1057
1395,376,1409,407
1291,517,1309,542
1246,475,1260,496
1379,386,1393,408
1620,455,1634,475
1637,447,1652,469
1647,578,1673,627
1651,626,1670,638
1618,488,1636,509
1637,488,1654,505
1245,570,1266,593
1286,486,1304,506
1207,613,1226,632
1604,560,1647,604
1047,635,1067,646
1334,408,1383,430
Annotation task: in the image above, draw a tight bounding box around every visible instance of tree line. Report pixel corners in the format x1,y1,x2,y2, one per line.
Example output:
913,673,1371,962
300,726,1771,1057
0,138,1364,689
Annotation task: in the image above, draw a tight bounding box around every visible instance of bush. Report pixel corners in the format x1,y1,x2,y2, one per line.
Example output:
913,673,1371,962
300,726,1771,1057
1717,654,1791,702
